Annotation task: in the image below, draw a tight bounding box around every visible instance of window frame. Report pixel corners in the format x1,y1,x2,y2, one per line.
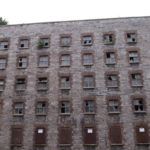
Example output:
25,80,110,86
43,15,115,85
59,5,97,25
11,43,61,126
105,72,119,88
103,32,115,45
81,33,94,46
129,71,143,87
0,76,6,91
59,100,71,115
35,99,48,116
37,35,50,49
0,55,8,70
36,75,49,91
125,30,137,44
38,53,49,68
59,52,71,67
16,54,28,69
104,50,117,65
18,37,30,49
82,51,94,66
15,76,27,91
0,38,10,50
107,95,121,114
60,34,72,47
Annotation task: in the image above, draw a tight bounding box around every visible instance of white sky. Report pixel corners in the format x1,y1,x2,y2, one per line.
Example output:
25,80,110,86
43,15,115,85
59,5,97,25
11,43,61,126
1,0,150,24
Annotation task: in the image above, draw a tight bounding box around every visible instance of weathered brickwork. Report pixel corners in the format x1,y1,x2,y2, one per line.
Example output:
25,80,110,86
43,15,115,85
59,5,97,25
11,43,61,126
0,17,150,150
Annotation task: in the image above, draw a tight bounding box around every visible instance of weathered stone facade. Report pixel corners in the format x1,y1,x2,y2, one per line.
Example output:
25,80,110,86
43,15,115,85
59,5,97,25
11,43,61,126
0,17,150,150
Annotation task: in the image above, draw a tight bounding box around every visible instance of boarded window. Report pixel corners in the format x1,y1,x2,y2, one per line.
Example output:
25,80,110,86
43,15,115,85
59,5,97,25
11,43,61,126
83,126,96,145
109,124,122,145
135,124,149,144
11,127,23,145
35,127,47,145
58,127,72,145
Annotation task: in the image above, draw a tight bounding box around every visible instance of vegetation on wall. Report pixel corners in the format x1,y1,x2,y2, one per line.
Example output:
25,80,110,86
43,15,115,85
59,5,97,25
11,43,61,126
0,17,8,25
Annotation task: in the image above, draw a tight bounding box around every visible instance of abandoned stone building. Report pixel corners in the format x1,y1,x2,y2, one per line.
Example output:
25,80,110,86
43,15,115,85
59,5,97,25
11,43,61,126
0,16,150,150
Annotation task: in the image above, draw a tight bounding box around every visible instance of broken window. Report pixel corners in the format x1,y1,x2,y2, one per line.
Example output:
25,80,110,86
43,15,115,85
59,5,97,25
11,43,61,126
36,102,46,115
133,98,144,112
18,56,27,68
82,35,93,46
60,77,71,89
103,34,115,44
131,73,142,87
37,77,48,90
83,53,93,65
126,32,137,43
16,78,26,90
83,76,94,88
19,39,29,48
39,55,48,67
60,54,71,66
60,101,70,114
84,100,95,113
107,74,118,87
108,100,119,113
0,58,6,69
0,41,9,49
128,51,139,64
40,38,49,47
105,52,116,64
60,36,71,47
13,102,24,115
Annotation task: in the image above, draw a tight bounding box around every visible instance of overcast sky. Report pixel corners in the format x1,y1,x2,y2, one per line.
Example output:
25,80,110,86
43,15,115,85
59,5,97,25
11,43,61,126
1,0,150,24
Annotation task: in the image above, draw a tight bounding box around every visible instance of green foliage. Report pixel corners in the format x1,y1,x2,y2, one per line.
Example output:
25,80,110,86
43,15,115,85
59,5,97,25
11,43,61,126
37,40,44,49
0,17,8,25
